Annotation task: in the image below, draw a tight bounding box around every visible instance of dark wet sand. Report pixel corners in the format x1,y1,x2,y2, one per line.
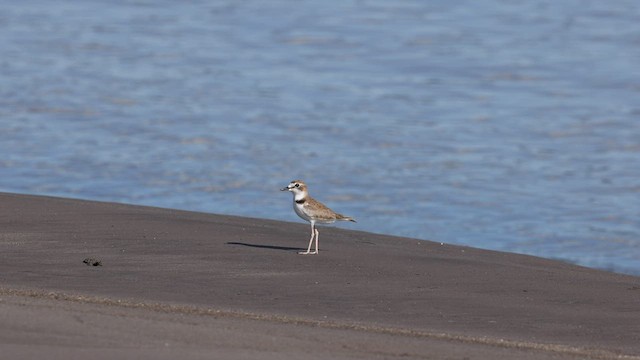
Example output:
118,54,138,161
1,192,639,359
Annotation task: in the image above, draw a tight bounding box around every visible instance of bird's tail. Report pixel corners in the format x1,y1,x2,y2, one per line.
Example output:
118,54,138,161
338,214,356,223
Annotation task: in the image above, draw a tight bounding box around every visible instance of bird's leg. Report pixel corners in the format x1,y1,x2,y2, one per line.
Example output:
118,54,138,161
299,223,315,255
312,228,319,254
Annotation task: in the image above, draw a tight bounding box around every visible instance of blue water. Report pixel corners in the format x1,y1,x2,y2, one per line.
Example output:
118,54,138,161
1,0,639,275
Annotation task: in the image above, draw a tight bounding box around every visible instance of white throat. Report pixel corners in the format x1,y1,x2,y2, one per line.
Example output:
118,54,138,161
293,189,308,202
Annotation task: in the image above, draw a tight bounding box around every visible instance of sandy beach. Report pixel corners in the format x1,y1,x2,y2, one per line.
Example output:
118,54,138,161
1,192,639,359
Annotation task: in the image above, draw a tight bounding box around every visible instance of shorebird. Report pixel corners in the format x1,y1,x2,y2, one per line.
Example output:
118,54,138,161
281,180,356,255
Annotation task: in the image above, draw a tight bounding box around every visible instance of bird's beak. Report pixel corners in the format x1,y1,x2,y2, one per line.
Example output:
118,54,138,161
280,187,289,191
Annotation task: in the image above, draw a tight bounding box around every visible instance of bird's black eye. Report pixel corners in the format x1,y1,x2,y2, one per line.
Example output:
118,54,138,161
294,183,300,188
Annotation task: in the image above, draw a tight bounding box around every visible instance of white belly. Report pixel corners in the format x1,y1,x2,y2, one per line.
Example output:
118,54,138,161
294,202,312,222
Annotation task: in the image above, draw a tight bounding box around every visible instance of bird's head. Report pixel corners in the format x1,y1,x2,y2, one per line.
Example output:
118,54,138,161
281,180,307,194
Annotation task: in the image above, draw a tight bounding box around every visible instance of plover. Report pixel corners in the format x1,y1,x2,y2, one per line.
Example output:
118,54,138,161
281,180,356,255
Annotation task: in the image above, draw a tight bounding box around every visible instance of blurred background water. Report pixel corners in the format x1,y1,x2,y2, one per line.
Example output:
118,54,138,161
1,0,639,275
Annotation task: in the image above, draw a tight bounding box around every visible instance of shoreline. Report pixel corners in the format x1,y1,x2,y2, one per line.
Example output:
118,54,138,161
4,190,635,276
1,192,639,359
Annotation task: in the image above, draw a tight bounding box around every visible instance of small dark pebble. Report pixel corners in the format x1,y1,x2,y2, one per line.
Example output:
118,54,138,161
83,258,102,266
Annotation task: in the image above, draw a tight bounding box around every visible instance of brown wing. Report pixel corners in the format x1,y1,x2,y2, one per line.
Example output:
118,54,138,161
304,197,341,221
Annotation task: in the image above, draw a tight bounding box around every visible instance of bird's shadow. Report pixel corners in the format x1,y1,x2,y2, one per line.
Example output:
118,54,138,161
226,242,305,252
